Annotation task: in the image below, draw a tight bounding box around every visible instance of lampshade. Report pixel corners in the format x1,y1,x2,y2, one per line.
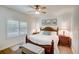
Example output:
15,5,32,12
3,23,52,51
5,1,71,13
58,28,70,37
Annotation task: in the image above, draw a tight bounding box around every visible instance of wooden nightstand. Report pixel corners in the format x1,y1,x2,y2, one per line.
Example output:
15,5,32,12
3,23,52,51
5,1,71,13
58,35,71,47
32,32,39,35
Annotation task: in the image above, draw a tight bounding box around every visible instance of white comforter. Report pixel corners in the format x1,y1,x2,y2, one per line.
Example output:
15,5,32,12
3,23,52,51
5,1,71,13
28,34,59,53
28,34,59,45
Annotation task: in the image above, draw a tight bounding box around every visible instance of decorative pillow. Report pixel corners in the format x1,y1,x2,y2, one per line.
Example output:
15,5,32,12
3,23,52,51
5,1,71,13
42,31,51,35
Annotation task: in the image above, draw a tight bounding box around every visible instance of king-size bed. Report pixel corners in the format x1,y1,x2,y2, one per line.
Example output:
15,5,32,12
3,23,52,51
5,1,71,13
26,27,59,54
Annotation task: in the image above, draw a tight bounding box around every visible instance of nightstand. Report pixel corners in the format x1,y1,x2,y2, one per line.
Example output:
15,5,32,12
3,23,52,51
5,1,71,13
32,32,39,35
58,35,71,47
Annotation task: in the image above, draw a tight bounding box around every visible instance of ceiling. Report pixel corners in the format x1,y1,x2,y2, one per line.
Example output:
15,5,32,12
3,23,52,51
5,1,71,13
3,5,75,18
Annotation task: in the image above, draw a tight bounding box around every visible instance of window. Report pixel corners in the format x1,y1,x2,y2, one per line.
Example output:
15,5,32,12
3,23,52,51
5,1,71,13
20,22,27,35
7,20,19,37
7,20,27,38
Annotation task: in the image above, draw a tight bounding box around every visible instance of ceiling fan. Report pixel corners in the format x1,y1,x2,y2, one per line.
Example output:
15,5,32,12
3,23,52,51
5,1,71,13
28,5,47,14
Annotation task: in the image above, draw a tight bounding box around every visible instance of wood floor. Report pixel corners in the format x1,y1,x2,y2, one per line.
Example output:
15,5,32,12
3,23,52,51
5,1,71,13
0,46,73,54
58,46,73,54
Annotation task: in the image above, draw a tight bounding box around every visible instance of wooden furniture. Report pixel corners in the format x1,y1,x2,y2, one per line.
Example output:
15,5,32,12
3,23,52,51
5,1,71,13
26,27,58,54
20,43,44,54
26,38,54,54
40,27,59,35
20,47,35,54
32,32,39,35
58,35,71,47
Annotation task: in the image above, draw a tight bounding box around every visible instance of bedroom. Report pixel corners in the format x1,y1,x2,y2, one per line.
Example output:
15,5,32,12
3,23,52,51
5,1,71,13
0,5,79,54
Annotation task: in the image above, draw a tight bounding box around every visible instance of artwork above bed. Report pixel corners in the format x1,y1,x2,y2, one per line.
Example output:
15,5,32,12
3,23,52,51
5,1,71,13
42,18,57,26
41,18,58,33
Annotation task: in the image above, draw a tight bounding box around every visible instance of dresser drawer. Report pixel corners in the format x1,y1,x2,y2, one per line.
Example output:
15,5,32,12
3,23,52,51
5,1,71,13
58,35,71,47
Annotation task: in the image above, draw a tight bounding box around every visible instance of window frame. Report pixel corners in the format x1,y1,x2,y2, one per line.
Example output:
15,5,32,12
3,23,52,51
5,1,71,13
6,19,27,38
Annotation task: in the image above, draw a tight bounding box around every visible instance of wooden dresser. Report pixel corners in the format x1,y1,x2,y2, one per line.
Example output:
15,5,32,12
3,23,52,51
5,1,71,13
58,35,71,47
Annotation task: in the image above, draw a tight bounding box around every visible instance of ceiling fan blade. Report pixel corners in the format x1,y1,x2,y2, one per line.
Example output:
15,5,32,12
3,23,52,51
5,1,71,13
41,7,46,9
41,11,47,14
28,5,46,9
27,5,47,14
28,5,36,9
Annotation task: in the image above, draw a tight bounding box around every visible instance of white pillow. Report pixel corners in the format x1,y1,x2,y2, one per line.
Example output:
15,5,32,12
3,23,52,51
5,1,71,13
42,31,51,35
51,32,57,35
40,31,52,35
39,31,44,34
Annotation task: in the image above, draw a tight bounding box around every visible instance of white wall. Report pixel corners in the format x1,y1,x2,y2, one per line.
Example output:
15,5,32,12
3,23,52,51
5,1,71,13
57,11,73,31
0,6,30,50
71,6,79,54
26,15,38,35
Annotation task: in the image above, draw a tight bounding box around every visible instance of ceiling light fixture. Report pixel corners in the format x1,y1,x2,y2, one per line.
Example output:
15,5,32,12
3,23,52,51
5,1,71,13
28,5,47,14
35,11,40,14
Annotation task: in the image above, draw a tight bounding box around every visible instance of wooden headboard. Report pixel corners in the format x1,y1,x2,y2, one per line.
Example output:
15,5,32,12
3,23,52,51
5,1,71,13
40,27,59,35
